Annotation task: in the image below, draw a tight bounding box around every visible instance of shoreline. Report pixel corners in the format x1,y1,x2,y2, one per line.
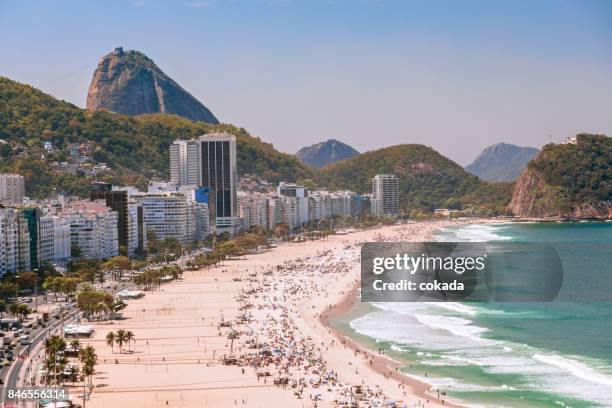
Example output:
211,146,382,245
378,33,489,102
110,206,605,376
319,284,465,408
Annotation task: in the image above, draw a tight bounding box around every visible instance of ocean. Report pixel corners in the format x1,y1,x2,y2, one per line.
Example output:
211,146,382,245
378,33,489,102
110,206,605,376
332,222,612,408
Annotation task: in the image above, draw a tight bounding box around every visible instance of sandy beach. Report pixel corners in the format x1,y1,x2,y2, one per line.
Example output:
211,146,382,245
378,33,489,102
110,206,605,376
51,220,484,407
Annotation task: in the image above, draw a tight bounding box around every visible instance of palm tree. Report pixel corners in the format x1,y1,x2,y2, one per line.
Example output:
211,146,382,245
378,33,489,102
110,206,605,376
115,329,127,353
125,331,135,352
44,336,67,385
227,330,239,355
79,345,97,408
0,300,6,317
105,331,115,354
67,365,79,386
70,338,81,352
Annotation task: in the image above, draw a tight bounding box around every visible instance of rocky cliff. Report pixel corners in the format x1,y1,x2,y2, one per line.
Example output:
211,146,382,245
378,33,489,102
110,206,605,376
296,139,359,167
465,143,539,181
508,134,612,219
86,47,218,123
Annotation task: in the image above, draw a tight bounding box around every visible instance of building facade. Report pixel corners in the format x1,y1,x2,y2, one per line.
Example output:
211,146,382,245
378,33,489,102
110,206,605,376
371,174,399,217
67,201,119,260
90,183,129,252
0,207,30,276
0,174,25,205
126,201,146,258
170,139,201,186
199,132,239,234
132,193,191,245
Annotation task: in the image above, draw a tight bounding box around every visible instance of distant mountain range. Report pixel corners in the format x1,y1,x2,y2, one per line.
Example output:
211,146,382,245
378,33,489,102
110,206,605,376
86,47,218,124
465,143,539,181
296,139,359,167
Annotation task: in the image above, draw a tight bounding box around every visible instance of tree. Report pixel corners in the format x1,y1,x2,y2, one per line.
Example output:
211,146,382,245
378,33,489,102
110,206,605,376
0,300,6,317
79,345,97,408
44,335,67,385
227,330,239,355
17,271,38,290
274,223,290,240
125,331,135,352
67,365,79,387
106,331,115,354
0,282,18,300
70,338,81,352
146,230,159,255
115,329,127,353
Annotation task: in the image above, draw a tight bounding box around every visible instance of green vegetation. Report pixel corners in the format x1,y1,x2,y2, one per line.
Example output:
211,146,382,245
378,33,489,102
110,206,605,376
106,329,135,353
132,265,182,290
318,144,514,214
76,284,114,320
0,76,513,214
528,134,611,207
0,77,312,198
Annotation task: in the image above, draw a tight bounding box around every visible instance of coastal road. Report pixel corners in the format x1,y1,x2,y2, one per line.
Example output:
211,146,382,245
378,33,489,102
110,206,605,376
0,311,78,406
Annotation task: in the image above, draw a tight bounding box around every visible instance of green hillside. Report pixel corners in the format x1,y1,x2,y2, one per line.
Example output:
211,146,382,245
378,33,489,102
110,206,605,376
528,134,611,205
0,76,512,215
0,77,312,197
318,144,513,214
508,134,611,218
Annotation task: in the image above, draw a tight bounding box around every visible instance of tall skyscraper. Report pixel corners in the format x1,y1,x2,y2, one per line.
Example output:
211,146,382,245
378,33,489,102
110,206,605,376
371,174,399,217
91,182,129,253
170,139,201,186
21,207,41,270
0,173,25,205
199,132,239,234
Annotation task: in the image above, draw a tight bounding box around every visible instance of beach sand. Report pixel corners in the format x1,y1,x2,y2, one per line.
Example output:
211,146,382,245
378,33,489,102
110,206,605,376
69,220,480,408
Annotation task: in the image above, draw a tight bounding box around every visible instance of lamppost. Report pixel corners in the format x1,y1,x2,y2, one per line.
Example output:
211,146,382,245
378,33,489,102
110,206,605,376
33,269,38,312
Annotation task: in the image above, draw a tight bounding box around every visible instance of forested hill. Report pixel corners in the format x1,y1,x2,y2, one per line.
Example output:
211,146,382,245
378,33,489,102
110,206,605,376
508,134,612,219
0,77,313,197
318,144,514,215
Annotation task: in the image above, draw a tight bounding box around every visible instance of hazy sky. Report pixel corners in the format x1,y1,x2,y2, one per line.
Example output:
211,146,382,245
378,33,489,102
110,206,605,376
2,0,611,164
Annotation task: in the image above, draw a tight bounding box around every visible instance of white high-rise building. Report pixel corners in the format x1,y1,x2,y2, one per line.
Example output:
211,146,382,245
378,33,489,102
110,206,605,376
38,215,70,266
67,201,119,260
239,192,269,232
132,193,191,245
170,140,201,186
279,196,301,228
267,196,282,231
188,201,210,242
51,216,71,265
0,174,25,205
371,174,399,217
308,192,332,221
0,208,30,276
199,132,239,235
39,216,55,264
126,201,146,258
277,182,309,226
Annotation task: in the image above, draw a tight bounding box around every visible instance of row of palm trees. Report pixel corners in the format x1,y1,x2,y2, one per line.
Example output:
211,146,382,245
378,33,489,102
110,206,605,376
43,336,97,388
105,329,135,353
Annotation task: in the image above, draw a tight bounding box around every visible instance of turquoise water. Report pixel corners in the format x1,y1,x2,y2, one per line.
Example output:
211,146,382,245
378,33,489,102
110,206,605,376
346,222,612,408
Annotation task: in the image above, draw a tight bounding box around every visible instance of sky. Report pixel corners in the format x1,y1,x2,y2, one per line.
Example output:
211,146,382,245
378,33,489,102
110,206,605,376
1,0,612,165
